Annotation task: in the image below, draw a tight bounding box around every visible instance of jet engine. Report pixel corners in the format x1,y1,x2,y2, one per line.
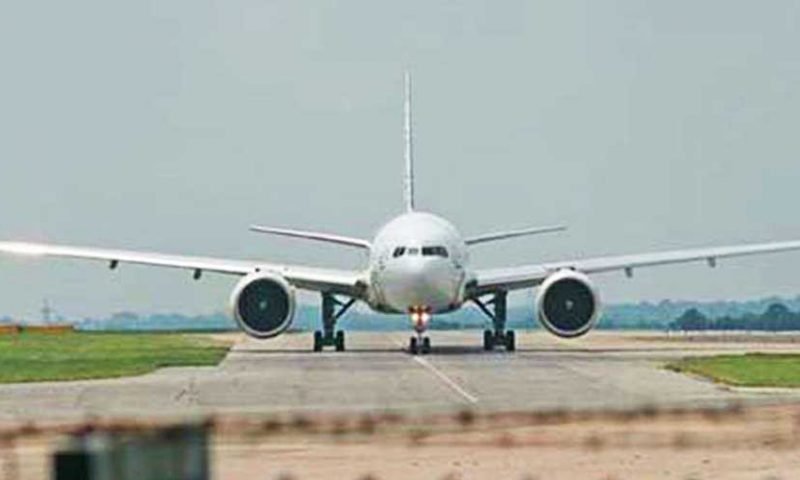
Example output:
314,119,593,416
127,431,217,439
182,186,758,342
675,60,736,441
536,269,600,338
229,272,296,339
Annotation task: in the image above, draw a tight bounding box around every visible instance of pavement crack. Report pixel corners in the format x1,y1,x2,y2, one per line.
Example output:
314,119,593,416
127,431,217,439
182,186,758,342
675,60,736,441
174,377,199,406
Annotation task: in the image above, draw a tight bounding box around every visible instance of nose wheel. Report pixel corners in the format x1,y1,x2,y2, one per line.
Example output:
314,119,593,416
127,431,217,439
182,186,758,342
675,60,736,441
409,335,432,355
408,308,432,355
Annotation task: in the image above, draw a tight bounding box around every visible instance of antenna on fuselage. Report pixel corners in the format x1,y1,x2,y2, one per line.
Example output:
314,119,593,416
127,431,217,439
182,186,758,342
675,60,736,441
403,71,415,213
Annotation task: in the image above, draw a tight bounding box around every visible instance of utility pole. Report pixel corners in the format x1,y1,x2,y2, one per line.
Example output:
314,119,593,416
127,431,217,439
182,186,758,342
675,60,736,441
41,299,53,325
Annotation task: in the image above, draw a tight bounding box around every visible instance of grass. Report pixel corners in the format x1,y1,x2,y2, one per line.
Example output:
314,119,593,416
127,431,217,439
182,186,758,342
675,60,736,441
666,353,800,388
0,331,231,383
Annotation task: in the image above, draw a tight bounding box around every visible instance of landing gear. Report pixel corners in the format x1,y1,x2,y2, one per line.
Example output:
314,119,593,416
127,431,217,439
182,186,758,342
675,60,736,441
313,331,323,352
335,330,346,352
408,308,433,355
505,330,516,352
473,291,516,352
482,329,516,351
409,335,432,355
483,329,493,351
313,293,355,352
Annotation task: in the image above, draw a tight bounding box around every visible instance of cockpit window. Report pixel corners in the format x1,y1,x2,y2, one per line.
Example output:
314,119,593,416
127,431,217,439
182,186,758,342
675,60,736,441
393,246,449,258
422,246,449,258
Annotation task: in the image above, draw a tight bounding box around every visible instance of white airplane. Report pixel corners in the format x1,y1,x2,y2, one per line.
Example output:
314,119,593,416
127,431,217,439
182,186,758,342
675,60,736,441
3,73,800,354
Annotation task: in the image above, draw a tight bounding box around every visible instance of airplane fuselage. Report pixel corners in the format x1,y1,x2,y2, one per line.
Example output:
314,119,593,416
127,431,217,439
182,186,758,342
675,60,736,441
368,212,471,315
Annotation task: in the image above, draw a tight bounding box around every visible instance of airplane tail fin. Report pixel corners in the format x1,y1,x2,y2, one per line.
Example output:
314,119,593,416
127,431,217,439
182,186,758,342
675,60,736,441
403,71,415,213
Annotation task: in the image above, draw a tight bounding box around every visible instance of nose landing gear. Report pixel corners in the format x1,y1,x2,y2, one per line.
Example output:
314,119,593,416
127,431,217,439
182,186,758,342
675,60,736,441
409,334,431,355
408,308,432,355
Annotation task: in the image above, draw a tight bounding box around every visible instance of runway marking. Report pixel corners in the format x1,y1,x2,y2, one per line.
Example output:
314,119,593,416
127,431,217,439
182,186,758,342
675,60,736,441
412,356,479,405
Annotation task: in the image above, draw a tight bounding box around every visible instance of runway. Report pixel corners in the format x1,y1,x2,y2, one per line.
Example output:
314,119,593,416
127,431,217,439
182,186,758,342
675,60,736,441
1,331,800,422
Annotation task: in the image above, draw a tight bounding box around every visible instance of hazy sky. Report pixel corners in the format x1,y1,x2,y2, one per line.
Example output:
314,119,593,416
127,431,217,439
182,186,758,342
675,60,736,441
1,1,800,320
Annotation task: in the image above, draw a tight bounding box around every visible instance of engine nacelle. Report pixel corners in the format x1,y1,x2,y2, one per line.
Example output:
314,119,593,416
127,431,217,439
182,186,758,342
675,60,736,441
536,269,601,338
229,272,296,339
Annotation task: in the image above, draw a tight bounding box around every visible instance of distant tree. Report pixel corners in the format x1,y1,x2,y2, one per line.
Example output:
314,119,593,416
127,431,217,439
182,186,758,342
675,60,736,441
715,315,740,331
761,303,797,331
672,308,709,332
634,319,651,330
110,311,139,322
599,317,617,330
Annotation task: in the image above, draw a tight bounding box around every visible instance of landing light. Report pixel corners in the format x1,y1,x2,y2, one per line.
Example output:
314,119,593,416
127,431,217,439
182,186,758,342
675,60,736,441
410,309,431,329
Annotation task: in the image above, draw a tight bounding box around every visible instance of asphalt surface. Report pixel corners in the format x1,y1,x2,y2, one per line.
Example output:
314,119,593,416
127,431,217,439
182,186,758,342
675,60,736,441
1,331,800,422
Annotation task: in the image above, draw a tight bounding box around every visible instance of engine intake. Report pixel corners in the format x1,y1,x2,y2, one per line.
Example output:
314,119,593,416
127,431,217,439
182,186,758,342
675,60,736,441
229,273,296,339
536,269,600,338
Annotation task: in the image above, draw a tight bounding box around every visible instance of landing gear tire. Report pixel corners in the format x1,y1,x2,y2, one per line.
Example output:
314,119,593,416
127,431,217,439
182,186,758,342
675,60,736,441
505,330,516,352
313,331,323,352
483,329,494,351
335,330,346,352
409,337,419,355
409,336,431,355
421,337,432,355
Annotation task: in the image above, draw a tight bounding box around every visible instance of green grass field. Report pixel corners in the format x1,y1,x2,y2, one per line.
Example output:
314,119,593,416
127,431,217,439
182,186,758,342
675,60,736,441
0,332,231,383
666,353,800,388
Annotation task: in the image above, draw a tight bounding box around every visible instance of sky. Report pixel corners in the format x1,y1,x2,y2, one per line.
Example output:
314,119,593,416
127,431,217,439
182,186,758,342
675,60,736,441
1,1,799,321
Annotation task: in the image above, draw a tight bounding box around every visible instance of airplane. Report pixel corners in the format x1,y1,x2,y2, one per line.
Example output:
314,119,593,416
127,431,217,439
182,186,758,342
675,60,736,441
2,73,800,355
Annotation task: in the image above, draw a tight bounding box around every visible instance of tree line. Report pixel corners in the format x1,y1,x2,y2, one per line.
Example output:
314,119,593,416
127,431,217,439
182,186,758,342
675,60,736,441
669,303,800,332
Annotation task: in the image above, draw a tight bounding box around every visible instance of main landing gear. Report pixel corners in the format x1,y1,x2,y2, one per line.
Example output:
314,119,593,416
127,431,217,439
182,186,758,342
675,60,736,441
473,291,516,352
313,293,356,352
408,309,432,355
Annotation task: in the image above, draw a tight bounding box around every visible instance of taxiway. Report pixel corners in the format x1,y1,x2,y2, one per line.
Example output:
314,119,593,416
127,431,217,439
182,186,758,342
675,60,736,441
1,331,799,422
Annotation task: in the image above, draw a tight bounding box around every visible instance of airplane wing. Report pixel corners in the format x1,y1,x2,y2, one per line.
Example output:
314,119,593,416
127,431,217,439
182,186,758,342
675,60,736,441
472,240,800,296
0,241,365,296
249,225,372,249
465,225,567,246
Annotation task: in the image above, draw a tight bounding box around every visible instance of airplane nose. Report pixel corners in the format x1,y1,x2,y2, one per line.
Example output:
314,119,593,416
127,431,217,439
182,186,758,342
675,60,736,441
381,257,456,311
403,258,437,288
